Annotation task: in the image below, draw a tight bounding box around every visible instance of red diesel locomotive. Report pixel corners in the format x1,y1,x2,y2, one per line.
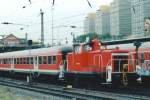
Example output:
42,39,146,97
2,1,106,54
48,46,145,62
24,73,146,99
65,39,138,86
0,39,139,86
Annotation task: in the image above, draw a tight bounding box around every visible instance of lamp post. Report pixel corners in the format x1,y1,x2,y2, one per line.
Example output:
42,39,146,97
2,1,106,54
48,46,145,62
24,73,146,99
51,7,54,46
40,9,44,47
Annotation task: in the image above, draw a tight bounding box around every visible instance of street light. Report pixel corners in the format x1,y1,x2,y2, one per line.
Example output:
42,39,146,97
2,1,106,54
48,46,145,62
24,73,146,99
1,22,29,27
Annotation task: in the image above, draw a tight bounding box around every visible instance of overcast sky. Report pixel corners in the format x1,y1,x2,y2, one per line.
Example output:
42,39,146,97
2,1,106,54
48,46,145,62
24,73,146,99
0,0,113,44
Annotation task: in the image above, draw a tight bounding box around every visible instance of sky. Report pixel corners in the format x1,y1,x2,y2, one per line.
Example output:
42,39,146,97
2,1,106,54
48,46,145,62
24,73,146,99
0,0,113,45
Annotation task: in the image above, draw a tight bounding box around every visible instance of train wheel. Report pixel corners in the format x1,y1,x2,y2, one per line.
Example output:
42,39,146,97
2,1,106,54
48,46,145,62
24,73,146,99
27,74,33,84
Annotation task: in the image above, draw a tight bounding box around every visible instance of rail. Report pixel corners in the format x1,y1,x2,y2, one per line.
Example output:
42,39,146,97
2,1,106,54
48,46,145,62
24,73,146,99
0,78,149,100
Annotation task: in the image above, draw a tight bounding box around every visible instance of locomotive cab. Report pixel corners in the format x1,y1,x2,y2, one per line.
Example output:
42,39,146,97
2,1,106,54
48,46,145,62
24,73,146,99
66,39,139,86
108,51,139,86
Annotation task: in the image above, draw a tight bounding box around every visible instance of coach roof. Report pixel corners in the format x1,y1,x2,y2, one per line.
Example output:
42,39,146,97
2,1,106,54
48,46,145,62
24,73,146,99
0,45,72,58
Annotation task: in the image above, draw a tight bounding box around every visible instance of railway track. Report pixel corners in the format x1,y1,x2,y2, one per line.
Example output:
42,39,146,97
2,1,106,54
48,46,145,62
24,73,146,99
0,78,149,100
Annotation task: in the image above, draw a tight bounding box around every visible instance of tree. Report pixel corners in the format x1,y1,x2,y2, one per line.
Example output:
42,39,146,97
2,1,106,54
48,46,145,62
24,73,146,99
75,32,99,43
75,33,112,43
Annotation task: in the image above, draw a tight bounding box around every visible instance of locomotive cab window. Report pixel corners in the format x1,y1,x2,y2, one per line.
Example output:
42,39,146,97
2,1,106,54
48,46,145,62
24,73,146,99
83,44,92,52
74,45,81,54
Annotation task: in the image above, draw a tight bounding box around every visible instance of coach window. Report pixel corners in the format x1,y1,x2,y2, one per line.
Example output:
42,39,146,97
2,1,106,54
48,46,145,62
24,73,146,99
0,59,2,64
9,58,11,64
22,58,25,64
3,59,5,64
17,58,20,64
43,56,47,64
21,58,24,64
5,59,8,64
24,58,27,64
53,56,56,64
2,59,3,64
4,59,6,64
14,58,16,64
27,57,29,64
48,56,52,64
1,59,3,64
15,58,17,64
30,57,33,64
39,56,42,64
20,58,22,64
7,58,9,64
2,59,4,64
140,53,144,64
6,58,9,64
7,59,9,64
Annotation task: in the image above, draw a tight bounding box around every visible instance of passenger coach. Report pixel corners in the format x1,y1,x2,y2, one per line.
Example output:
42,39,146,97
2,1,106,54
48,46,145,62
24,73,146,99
0,45,72,79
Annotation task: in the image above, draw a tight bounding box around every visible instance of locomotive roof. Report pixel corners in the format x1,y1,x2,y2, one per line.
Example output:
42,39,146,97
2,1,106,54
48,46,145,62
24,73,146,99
0,45,72,58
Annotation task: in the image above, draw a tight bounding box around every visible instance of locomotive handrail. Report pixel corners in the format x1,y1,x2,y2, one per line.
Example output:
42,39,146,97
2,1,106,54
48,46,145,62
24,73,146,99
122,64,128,86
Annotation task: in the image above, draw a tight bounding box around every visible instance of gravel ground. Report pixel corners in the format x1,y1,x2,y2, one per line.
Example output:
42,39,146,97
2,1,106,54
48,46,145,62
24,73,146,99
0,85,70,100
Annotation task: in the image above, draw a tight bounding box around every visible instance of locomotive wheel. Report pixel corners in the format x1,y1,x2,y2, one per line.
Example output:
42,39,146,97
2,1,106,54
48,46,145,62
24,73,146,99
33,72,40,78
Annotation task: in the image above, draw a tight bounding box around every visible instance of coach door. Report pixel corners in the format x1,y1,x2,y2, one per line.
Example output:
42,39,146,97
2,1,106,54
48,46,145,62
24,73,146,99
34,56,38,70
